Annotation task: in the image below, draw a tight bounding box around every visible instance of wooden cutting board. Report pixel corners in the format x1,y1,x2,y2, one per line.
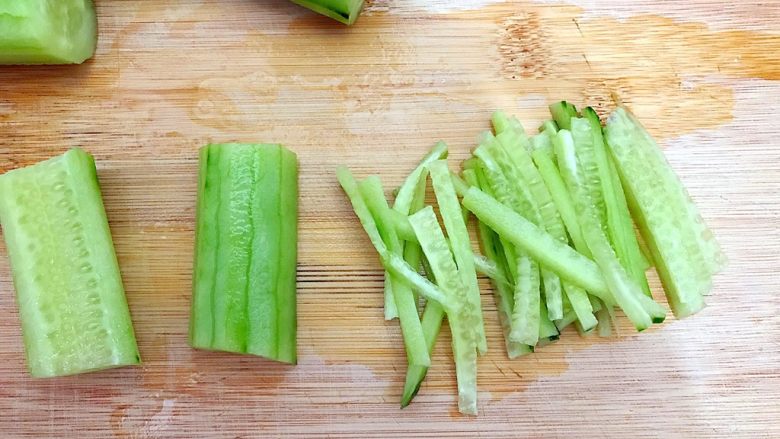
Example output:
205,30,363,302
1,1,778,437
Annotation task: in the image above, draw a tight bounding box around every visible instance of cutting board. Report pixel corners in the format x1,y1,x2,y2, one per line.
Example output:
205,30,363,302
1,1,778,437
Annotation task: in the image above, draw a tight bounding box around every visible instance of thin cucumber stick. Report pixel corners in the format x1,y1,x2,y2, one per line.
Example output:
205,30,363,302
289,0,364,25
384,142,448,320
428,160,487,355
191,144,298,363
359,177,430,368
583,107,651,297
409,207,478,415
509,256,541,346
605,108,721,317
462,187,612,302
337,167,454,310
556,132,664,331
401,166,443,407
0,148,139,377
549,101,578,131
0,0,97,64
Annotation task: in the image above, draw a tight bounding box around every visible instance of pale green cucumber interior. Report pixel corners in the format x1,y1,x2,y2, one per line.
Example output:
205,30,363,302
0,148,139,377
0,0,97,64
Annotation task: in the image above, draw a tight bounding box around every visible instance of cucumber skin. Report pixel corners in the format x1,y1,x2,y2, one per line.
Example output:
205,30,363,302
0,0,97,64
190,144,298,364
0,148,139,377
289,0,364,25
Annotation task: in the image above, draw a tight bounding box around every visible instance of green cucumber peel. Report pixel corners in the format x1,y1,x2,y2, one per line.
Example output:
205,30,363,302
289,0,365,25
0,148,140,377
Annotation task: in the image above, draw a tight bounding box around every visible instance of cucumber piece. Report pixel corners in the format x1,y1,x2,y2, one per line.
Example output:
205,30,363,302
570,117,609,235
428,160,487,356
289,0,364,25
337,167,454,311
0,148,139,377
190,144,298,364
605,107,724,317
359,177,430,368
556,131,665,331
494,129,566,320
538,300,561,344
0,0,97,64
582,107,652,297
469,168,532,358
549,101,578,131
462,187,612,303
409,206,478,415
385,142,448,320
509,256,541,346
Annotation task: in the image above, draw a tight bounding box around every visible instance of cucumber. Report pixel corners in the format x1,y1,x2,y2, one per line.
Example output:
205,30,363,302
0,148,139,377
605,107,724,317
190,144,298,364
0,0,97,64
289,0,364,25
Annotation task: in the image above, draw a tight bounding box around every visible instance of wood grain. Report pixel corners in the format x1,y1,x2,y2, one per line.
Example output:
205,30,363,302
0,0,778,437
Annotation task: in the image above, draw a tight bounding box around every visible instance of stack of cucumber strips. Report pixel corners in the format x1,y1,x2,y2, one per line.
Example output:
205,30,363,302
338,102,724,415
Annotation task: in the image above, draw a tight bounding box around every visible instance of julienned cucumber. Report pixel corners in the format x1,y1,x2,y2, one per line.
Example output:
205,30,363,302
289,0,364,25
605,108,725,317
0,0,97,64
190,144,298,364
0,149,139,377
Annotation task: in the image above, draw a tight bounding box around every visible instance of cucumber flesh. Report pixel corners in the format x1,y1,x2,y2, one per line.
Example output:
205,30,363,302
428,160,487,355
462,187,612,302
605,107,723,317
289,0,364,25
0,0,97,64
190,144,298,364
0,148,139,377
409,206,478,415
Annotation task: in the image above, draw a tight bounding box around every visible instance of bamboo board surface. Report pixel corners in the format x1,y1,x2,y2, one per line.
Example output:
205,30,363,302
0,0,779,437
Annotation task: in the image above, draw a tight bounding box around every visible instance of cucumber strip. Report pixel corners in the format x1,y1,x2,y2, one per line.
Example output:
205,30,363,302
359,177,430,368
539,120,559,135
289,0,364,25
400,299,445,407
491,111,527,136
538,300,561,343
555,132,661,331
401,167,442,407
605,107,722,317
570,117,609,234
469,167,530,358
509,256,541,346
469,167,531,357
596,303,613,337
549,101,578,131
462,187,611,301
495,129,566,320
428,161,487,355
409,207,478,415
563,282,597,332
583,107,652,297
0,149,139,377
0,0,97,64
337,167,454,309
191,144,298,363
384,142,449,320
532,148,591,257
530,131,555,162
